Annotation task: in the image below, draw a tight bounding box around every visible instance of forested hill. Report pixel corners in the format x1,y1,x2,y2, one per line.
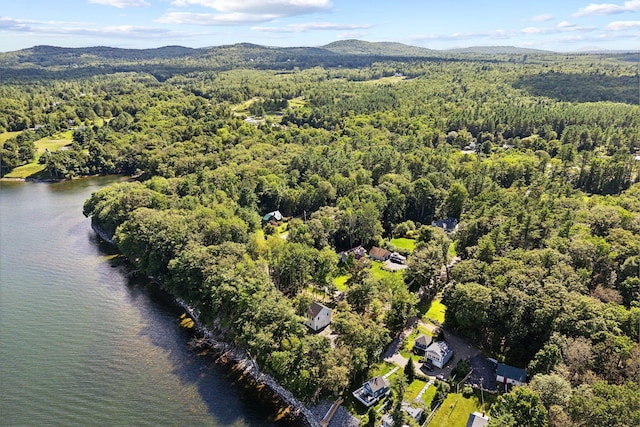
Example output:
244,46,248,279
446,46,553,55
0,41,432,68
2,43,640,426
321,39,436,56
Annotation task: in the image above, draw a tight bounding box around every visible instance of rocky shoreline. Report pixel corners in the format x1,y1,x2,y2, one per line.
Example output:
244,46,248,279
91,223,321,427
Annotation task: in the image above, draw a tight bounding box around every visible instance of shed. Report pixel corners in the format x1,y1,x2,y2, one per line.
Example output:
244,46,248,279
262,210,283,223
466,412,490,427
496,363,527,387
369,246,391,261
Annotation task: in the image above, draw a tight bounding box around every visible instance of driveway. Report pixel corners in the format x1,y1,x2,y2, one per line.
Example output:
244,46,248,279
418,328,480,378
467,354,497,390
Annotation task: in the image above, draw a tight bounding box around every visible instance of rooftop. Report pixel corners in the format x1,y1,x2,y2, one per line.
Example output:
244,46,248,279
496,363,527,383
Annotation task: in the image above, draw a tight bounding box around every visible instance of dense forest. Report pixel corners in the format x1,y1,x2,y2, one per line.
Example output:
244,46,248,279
1,42,639,426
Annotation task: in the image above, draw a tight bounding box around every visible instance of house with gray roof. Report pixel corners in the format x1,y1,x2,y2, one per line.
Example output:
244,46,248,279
305,301,332,332
424,341,454,368
496,363,527,387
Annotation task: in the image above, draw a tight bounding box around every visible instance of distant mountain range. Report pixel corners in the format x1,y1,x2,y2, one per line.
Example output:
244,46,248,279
0,40,555,63
0,40,636,72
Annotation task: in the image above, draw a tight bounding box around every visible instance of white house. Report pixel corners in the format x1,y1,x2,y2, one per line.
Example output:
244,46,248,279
466,412,490,427
496,363,527,387
353,375,390,407
424,341,454,369
382,404,423,427
413,334,432,354
305,301,332,331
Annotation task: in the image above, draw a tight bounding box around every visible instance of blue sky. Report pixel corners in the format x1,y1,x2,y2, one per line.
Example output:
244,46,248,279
1,0,639,52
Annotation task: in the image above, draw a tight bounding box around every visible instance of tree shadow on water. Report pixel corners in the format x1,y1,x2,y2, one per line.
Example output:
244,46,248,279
121,274,288,426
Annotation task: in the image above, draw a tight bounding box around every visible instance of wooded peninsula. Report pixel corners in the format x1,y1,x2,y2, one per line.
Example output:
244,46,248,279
1,41,639,427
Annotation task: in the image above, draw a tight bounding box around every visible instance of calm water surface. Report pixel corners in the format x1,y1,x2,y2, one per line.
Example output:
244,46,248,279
0,177,278,426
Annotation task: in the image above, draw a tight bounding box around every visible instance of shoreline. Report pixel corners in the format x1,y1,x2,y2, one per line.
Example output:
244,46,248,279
91,223,321,427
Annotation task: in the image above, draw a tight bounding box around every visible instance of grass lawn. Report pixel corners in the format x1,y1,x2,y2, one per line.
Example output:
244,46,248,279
288,96,306,108
448,242,457,259
3,132,72,179
405,379,428,400
428,393,489,427
232,97,260,114
422,385,437,407
333,274,349,292
369,361,397,378
390,237,417,253
0,131,20,144
370,261,399,281
424,298,446,324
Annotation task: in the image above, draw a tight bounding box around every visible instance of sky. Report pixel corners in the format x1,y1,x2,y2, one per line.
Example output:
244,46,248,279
1,0,639,52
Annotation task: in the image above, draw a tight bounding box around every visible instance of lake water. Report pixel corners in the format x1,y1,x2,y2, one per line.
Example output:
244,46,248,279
0,177,280,426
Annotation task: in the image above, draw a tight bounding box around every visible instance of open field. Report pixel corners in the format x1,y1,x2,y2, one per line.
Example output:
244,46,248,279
428,393,489,427
424,299,446,324
359,76,408,85
3,131,72,179
390,237,416,253
0,131,20,144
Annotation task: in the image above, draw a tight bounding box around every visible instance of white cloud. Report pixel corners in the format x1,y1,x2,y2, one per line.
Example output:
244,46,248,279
557,21,576,28
164,0,333,26
556,21,595,31
531,14,554,22
517,22,595,36
0,16,191,40
252,22,372,33
606,20,640,29
88,0,150,8
409,29,512,43
157,12,277,25
521,27,548,34
337,31,368,40
171,0,332,16
573,0,640,17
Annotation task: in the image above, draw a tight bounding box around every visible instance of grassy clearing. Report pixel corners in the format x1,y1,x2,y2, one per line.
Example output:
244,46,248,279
359,76,408,85
428,393,488,427
232,97,260,114
4,162,46,178
3,132,72,179
0,131,20,144
333,274,349,291
448,242,457,259
288,96,306,108
390,237,417,253
424,299,446,324
370,261,399,281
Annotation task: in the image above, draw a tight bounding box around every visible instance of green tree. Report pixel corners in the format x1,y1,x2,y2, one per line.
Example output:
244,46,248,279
444,182,468,219
404,358,415,382
490,387,548,427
